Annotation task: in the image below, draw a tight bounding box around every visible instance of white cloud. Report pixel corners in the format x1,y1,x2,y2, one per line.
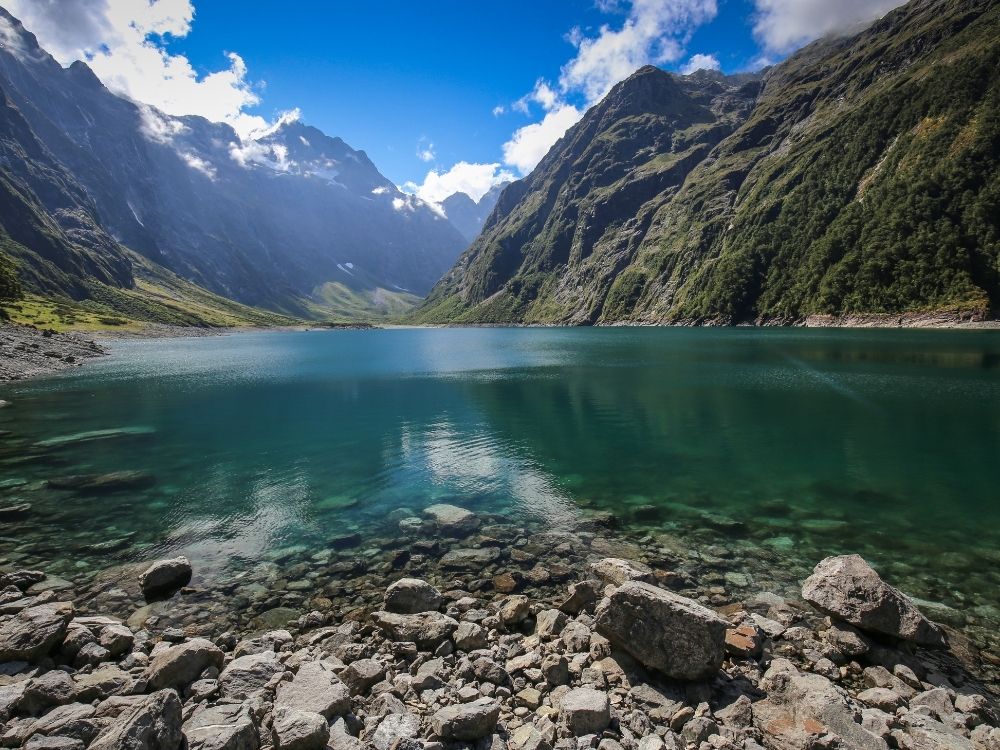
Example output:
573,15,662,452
560,0,718,103
4,0,273,138
753,0,907,55
416,138,436,163
492,105,506,117
402,162,516,204
680,52,721,74
502,105,583,175
228,140,294,172
179,151,217,179
371,186,391,195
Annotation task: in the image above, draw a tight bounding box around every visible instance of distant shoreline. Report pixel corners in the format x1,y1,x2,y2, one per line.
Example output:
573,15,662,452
3,315,997,383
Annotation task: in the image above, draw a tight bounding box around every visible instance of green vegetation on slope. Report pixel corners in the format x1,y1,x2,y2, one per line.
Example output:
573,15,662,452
416,0,1000,325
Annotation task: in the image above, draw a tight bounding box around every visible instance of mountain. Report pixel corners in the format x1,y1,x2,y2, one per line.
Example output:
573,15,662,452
441,182,511,242
415,0,1000,325
0,8,467,320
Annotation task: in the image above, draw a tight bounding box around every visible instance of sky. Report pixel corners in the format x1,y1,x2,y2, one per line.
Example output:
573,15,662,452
5,0,907,204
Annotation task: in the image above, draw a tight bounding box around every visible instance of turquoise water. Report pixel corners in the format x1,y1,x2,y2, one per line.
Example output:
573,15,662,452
1,328,999,638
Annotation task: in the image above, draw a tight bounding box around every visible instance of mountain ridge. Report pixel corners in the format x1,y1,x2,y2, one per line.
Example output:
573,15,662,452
0,6,467,320
414,0,1000,325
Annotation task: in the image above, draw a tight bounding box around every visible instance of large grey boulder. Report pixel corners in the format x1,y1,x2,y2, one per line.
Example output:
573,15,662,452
422,504,480,536
371,713,421,750
558,688,611,736
271,707,329,750
594,581,726,680
89,689,183,750
753,659,888,750
183,702,259,750
802,555,945,647
138,558,192,599
383,578,442,614
219,652,285,700
19,670,76,714
0,601,74,662
431,697,501,741
372,611,458,651
275,661,350,718
145,638,224,690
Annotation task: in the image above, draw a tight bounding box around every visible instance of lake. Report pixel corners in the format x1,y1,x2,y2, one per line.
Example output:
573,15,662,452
1,327,999,653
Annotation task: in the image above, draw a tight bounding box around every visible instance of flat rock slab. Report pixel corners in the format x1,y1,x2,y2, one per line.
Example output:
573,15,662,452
372,610,458,651
802,554,945,647
432,697,500,741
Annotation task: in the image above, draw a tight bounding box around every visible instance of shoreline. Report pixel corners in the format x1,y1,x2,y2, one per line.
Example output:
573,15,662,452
3,316,997,383
0,504,997,750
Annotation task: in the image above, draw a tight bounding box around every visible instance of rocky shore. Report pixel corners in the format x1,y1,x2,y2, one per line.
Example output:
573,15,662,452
0,326,107,382
1,504,998,750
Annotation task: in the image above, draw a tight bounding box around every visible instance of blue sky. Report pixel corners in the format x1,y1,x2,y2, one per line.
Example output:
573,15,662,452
6,0,907,202
167,1,761,186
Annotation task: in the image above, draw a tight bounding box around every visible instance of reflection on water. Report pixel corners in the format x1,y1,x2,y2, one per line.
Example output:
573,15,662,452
1,326,999,631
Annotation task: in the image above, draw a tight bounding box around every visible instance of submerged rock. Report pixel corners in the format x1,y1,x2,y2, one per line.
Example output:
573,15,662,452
802,555,945,647
422,504,480,536
46,471,155,494
594,581,726,680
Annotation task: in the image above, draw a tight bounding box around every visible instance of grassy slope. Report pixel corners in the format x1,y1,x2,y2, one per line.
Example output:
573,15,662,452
2,252,300,332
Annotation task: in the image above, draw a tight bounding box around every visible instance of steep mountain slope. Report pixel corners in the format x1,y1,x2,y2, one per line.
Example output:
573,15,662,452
0,8,466,318
441,182,511,242
416,0,1000,324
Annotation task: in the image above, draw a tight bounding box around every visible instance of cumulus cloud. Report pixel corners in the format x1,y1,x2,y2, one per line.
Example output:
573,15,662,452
560,0,718,103
4,0,272,138
502,105,583,174
680,53,721,74
753,0,907,54
402,162,516,204
416,138,436,163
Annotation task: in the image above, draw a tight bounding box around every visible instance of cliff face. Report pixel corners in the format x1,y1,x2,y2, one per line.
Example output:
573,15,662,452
416,0,1000,324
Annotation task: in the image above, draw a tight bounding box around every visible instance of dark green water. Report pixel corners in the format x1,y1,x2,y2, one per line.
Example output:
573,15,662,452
1,328,999,633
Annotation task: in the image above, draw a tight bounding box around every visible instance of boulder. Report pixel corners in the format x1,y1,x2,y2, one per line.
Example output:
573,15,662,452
440,548,500,568
340,658,385,696
422,504,480,536
801,555,945,646
0,570,45,592
372,611,458,651
431,697,501,741
453,621,488,651
275,661,350,718
19,670,76,714
183,702,259,750
371,713,420,750
145,638,224,690
594,581,726,680
383,579,442,614
88,689,183,750
271,707,329,750
499,595,530,625
590,558,654,586
535,609,568,638
233,629,292,658
753,659,888,750
138,558,192,599
0,601,74,662
219,652,285,700
558,688,611,736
